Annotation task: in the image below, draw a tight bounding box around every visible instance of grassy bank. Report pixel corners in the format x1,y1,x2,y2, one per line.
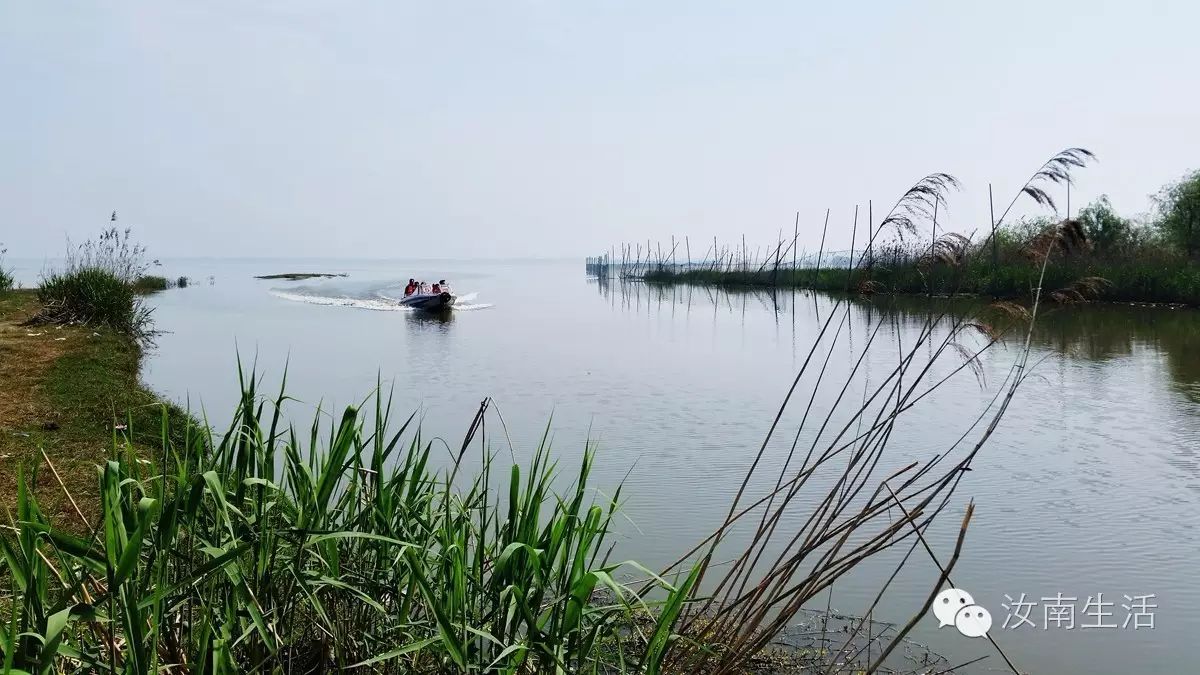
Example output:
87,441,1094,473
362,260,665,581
0,290,187,523
644,255,1200,305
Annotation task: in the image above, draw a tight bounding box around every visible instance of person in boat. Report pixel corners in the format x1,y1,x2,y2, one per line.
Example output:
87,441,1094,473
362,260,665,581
431,282,441,293
438,279,449,293
404,279,416,296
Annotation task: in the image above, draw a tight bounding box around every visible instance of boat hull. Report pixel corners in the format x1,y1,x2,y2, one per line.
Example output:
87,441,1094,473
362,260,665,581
399,292,454,311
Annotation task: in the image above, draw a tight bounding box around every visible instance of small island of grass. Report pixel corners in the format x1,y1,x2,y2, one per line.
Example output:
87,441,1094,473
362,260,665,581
254,272,348,280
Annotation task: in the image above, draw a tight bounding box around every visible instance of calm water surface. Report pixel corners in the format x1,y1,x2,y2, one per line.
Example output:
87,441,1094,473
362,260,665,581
44,257,1198,673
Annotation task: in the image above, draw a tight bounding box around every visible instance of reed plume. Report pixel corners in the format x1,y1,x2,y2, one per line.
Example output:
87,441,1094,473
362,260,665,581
877,173,961,243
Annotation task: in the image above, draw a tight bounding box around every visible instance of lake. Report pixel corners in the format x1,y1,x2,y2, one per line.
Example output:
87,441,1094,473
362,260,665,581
20,257,1195,673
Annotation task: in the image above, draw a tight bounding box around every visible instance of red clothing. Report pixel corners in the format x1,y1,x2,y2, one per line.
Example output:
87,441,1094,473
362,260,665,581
404,283,415,296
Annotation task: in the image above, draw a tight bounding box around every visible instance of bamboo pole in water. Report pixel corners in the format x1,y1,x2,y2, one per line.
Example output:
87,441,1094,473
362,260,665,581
989,183,998,273
814,208,830,287
866,199,874,270
929,198,938,298
771,228,782,285
846,205,859,293
792,211,799,273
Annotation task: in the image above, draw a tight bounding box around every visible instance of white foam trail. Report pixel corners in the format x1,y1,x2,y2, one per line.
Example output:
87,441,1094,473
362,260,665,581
443,291,492,309
272,289,493,312
271,290,412,311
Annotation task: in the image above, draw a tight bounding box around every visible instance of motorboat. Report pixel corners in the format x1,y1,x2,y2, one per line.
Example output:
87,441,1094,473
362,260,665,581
399,291,455,311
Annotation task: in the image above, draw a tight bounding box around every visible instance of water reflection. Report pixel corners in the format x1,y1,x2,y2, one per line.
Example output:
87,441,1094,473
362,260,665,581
596,280,1200,489
404,308,456,332
592,276,1200,672
860,295,1200,406
595,279,1200,404
591,276,820,327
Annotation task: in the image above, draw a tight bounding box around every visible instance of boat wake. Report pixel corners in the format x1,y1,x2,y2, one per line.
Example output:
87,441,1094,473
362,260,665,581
270,288,493,312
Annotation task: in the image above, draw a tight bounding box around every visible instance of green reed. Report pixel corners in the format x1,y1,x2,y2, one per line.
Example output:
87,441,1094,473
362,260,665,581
0,367,697,674
131,275,170,293
645,256,1200,305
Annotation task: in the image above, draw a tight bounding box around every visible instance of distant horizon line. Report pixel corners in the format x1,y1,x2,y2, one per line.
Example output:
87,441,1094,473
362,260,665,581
4,254,589,264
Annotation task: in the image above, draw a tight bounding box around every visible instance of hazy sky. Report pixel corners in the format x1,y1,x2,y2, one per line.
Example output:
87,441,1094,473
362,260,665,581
3,1,1197,260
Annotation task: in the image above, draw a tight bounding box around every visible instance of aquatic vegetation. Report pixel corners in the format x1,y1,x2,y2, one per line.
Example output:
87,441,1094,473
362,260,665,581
0,372,706,673
132,274,170,293
641,245,1200,305
622,149,1200,306
133,275,191,293
34,267,155,343
30,225,157,344
62,224,151,286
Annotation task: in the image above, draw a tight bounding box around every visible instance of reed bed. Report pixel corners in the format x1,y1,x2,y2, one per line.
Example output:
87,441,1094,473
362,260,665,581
31,225,158,344
594,149,1200,306
637,256,1200,305
132,275,170,293
1,366,715,674
35,267,155,342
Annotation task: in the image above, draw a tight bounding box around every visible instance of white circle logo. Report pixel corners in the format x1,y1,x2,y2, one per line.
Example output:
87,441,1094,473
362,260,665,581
954,604,993,638
933,587,975,628
932,587,991,638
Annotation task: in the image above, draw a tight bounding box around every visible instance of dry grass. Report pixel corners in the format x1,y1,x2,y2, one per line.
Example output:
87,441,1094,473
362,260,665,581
0,292,93,523
0,290,185,527
0,296,73,426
